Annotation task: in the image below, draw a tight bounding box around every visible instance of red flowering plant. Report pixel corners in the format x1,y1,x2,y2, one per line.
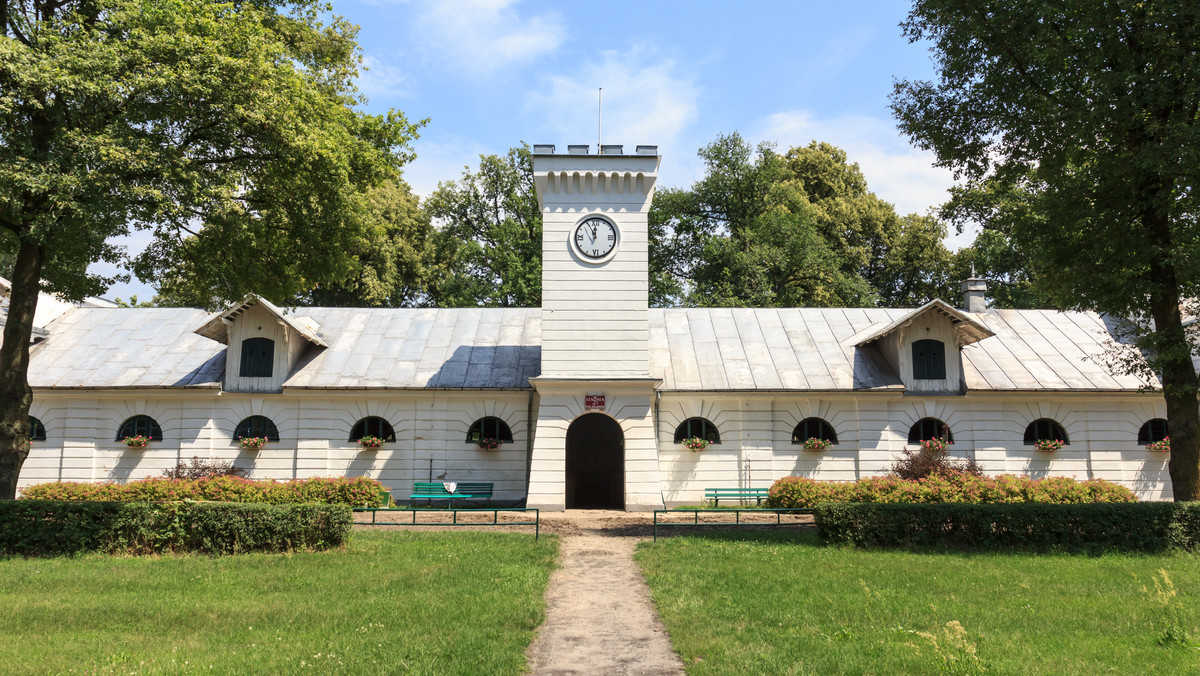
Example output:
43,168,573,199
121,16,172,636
803,437,831,451
681,436,710,452
123,435,151,448
476,437,502,450
1034,439,1064,453
1148,437,1170,453
239,436,269,451
920,437,951,454
358,435,385,449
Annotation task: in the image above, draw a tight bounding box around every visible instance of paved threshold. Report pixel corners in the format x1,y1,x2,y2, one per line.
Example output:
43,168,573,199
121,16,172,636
526,528,685,676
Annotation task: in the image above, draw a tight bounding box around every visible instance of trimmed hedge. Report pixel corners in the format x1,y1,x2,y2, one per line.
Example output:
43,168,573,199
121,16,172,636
19,475,385,507
814,502,1200,553
766,473,1135,508
0,501,352,557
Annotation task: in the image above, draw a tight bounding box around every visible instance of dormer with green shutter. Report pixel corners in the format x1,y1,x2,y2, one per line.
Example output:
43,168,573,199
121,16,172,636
854,299,994,395
194,295,326,393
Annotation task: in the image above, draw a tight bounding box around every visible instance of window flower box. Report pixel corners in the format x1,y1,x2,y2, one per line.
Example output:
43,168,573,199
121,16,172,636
358,436,385,450
239,436,268,451
1148,437,1170,453
1034,439,1064,453
680,436,710,452
803,437,832,451
920,437,951,454
124,435,151,448
476,437,501,451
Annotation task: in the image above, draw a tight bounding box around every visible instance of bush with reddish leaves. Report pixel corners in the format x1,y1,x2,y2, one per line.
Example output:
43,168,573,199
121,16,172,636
161,456,246,480
20,475,386,508
765,473,1136,509
890,443,982,480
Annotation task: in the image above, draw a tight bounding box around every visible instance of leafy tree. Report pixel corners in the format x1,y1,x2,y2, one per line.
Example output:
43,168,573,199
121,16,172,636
874,214,957,307
0,0,422,498
892,0,1200,499
113,295,156,308
651,133,956,308
305,179,439,307
425,147,541,307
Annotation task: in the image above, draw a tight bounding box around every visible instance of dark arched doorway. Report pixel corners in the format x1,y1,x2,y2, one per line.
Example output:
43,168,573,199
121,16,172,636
565,413,624,509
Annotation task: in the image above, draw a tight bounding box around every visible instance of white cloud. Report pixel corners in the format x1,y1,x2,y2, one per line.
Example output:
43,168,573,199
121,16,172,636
523,48,699,179
402,136,497,199
411,0,565,77
355,54,413,102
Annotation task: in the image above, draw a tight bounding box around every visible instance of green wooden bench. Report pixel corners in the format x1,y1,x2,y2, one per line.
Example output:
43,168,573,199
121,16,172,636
705,487,769,506
410,481,494,506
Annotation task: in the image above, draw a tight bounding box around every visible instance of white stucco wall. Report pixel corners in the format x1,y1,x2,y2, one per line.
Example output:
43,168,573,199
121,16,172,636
23,390,533,503
654,392,1173,505
22,389,1174,506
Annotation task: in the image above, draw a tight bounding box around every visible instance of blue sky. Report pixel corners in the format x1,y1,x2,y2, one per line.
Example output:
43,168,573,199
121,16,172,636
103,0,965,301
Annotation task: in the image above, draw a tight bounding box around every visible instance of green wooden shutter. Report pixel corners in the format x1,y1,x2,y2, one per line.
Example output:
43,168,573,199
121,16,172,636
240,338,275,377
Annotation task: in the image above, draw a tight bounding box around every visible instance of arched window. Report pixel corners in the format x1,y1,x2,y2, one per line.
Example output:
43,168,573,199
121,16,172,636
28,416,46,441
1024,418,1069,445
467,417,513,444
116,415,163,441
674,417,720,444
792,417,837,444
908,417,952,444
349,416,396,442
240,337,275,377
1138,418,1169,445
912,339,947,380
234,415,280,441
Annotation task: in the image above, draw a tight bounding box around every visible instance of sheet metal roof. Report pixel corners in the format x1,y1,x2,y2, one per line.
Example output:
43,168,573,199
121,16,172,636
649,307,1153,391
21,304,1156,392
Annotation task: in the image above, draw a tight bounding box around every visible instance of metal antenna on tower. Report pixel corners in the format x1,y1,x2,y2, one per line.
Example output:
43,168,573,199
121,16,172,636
598,87,602,151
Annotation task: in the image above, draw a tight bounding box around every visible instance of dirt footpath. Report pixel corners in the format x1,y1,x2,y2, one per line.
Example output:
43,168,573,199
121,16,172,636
525,512,685,676
353,508,815,675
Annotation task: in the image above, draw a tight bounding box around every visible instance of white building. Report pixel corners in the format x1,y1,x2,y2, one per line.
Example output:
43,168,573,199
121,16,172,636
8,145,1175,508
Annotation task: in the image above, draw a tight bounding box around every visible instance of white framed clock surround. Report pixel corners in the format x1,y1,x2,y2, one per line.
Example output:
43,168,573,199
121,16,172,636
570,215,620,264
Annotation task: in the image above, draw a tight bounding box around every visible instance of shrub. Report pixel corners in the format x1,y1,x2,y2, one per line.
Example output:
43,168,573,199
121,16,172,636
814,502,1200,553
0,501,352,557
765,473,1136,508
20,476,386,507
162,456,246,480
891,442,982,480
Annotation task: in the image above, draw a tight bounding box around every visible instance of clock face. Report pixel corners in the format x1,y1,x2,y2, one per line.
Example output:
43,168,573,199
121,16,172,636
573,217,618,261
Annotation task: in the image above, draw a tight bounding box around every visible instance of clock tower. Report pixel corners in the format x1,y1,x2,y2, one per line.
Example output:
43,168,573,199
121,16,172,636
526,144,664,511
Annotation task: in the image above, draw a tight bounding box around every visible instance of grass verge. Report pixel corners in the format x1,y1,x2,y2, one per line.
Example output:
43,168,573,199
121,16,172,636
636,531,1200,675
0,530,557,675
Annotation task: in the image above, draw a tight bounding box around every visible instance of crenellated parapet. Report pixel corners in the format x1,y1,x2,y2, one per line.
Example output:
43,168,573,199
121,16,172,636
532,145,659,211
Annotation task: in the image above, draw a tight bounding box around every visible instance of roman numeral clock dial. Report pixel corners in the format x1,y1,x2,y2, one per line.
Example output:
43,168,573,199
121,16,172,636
572,216,619,263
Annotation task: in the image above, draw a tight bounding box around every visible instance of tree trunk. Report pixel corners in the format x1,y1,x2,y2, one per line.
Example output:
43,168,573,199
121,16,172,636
1155,304,1200,502
0,239,43,499
1148,273,1200,502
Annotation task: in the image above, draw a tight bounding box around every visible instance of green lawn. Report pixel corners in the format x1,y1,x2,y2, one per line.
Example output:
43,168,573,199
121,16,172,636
636,531,1200,675
0,530,557,675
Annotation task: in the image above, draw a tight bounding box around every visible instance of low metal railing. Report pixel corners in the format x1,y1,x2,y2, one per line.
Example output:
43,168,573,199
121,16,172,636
353,507,540,540
652,508,814,541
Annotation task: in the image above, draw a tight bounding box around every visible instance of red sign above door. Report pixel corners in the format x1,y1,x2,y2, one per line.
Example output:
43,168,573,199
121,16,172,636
584,394,605,410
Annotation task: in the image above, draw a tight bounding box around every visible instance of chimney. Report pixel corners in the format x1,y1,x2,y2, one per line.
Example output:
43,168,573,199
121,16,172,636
961,278,987,313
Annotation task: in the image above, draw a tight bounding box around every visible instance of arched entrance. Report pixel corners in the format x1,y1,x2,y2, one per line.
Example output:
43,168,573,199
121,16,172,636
565,413,625,509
